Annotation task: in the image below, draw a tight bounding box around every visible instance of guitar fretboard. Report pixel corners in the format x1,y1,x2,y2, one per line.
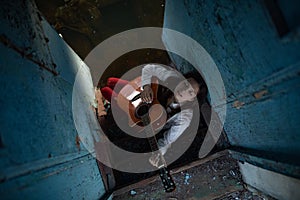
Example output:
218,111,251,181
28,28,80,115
140,114,160,152
140,111,176,192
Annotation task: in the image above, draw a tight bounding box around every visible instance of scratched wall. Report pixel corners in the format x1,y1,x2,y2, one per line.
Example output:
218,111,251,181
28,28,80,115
0,0,105,199
163,0,300,176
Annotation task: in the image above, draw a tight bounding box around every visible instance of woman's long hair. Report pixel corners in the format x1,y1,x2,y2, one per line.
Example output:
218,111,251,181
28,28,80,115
184,71,208,106
157,70,208,116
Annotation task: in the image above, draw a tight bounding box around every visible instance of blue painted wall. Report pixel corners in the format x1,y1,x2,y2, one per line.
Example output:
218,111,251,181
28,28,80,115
163,0,300,176
0,0,106,199
1,0,299,198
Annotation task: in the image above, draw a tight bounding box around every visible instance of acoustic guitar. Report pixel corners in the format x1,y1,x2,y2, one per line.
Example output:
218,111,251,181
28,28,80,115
117,76,167,133
116,76,176,192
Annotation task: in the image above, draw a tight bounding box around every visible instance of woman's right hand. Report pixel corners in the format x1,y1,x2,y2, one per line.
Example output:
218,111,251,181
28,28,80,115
141,85,153,103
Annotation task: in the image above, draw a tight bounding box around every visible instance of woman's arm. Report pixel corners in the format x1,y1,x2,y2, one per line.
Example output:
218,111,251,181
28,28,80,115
157,109,193,155
141,64,179,87
141,64,179,103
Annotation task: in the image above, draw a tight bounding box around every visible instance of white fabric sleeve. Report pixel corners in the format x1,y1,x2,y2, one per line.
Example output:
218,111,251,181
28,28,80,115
141,64,179,87
157,109,193,155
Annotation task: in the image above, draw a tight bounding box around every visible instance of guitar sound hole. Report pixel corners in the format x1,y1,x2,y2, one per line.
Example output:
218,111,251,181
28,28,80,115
135,104,149,118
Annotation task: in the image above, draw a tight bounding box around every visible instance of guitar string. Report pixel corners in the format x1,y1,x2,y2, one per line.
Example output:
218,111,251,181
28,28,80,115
141,114,168,167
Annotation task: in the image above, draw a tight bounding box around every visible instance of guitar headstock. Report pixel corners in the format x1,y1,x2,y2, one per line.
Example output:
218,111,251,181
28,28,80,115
159,167,176,193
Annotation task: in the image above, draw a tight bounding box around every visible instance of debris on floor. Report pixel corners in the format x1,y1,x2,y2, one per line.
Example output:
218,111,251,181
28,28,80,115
112,152,276,200
130,190,137,196
183,172,192,185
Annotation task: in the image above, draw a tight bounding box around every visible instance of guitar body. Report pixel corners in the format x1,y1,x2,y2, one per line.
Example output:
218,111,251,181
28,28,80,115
117,76,167,133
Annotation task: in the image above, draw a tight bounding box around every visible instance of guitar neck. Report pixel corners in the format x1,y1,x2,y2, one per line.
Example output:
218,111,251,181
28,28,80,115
140,114,159,152
140,112,176,193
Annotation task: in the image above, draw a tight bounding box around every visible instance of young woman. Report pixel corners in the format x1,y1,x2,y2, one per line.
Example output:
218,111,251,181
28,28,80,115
101,64,207,167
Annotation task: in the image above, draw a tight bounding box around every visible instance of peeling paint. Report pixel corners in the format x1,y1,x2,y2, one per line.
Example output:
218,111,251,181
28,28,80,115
76,135,81,151
163,1,300,176
253,89,268,99
0,0,105,198
0,34,58,75
232,101,245,109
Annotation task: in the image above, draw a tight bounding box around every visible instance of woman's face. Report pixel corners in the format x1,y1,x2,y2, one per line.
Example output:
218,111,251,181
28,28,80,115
174,78,199,103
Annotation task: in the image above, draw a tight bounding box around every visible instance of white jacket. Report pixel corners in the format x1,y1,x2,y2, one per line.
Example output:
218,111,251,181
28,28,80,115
141,64,194,155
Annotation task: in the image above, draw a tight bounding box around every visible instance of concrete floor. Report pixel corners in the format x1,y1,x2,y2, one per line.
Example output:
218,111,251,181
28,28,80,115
112,151,276,200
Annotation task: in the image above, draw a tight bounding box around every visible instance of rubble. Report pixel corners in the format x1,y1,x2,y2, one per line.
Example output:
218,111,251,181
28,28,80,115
113,152,276,200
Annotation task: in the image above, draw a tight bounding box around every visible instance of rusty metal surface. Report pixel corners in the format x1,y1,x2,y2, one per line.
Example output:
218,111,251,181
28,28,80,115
163,0,300,178
0,0,106,199
0,0,58,74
